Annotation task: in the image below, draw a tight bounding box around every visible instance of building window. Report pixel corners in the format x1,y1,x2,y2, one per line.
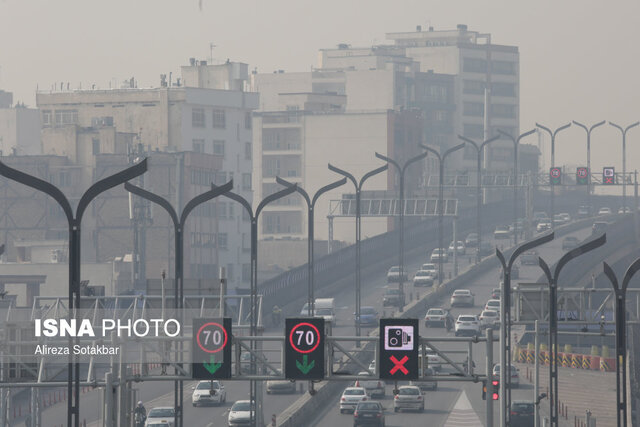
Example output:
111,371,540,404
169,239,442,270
463,124,484,139
92,138,100,155
242,263,251,281
242,173,252,191
213,140,225,156
245,112,252,129
54,109,78,125
42,110,52,127
212,109,226,128
192,108,205,128
491,82,516,97
462,58,487,73
463,80,485,95
492,60,516,75
463,102,484,117
491,104,516,119
218,233,228,250
192,138,205,153
245,142,252,160
433,110,449,122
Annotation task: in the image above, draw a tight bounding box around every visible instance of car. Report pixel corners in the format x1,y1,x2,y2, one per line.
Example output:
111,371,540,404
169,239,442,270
479,310,499,329
430,248,449,263
424,349,443,372
315,307,336,325
618,206,633,214
520,250,538,265
191,380,226,406
465,232,479,247
478,241,493,257
485,299,501,313
598,207,612,215
354,372,386,398
455,314,480,337
576,206,591,219
494,225,511,239
266,370,296,394
552,214,564,226
448,240,466,256
493,364,520,388
490,288,501,299
536,220,552,232
424,308,449,327
421,263,438,279
228,400,254,426
592,221,607,235
510,401,535,427
383,287,404,307
353,401,385,427
410,367,438,391
559,213,571,223
355,306,379,326
145,407,175,427
339,387,369,413
450,289,474,307
562,236,579,250
393,385,424,413
532,211,549,225
413,270,435,287
386,266,407,283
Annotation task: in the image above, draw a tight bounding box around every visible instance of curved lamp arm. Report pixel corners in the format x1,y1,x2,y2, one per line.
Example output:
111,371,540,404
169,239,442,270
125,180,179,227
180,180,233,226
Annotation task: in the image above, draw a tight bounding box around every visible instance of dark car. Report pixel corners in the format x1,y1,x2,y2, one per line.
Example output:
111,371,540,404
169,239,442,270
562,236,579,250
383,287,404,307
353,401,385,427
355,306,379,326
510,401,534,427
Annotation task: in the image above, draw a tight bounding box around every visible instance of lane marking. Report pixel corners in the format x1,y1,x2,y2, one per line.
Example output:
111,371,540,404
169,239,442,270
442,390,483,427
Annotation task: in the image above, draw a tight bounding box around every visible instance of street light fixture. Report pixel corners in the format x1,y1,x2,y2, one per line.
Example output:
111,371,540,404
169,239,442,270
457,135,500,264
418,143,465,285
536,123,572,226
572,120,605,212
328,163,388,341
603,257,640,427
374,151,428,312
608,121,639,212
496,129,537,245
538,234,606,427
275,176,347,318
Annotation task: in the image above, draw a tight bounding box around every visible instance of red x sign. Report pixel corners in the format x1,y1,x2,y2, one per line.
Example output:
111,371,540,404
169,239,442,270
389,355,409,375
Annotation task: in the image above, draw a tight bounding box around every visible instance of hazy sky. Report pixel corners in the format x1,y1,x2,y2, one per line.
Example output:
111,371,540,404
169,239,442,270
2,0,640,175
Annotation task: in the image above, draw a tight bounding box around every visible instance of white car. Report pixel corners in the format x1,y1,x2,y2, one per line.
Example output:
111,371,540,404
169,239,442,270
424,308,449,327
422,349,443,372
536,220,552,232
450,289,475,307
454,315,480,337
598,207,612,215
485,299,501,313
387,266,407,282
339,387,369,413
228,400,254,426
618,207,632,214
413,270,435,287
354,372,386,398
493,364,520,388
393,385,424,412
494,225,511,239
448,240,466,255
559,213,571,223
430,248,449,263
479,310,499,329
145,407,175,427
421,263,438,279
191,380,226,406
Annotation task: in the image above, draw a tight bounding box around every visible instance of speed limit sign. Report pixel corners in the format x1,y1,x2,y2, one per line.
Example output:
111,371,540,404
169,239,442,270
192,318,232,379
285,318,324,380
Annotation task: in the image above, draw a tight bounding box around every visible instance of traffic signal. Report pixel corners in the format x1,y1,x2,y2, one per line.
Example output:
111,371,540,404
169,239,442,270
482,380,487,400
192,318,232,379
285,318,325,380
550,167,562,185
492,379,500,400
379,318,419,381
576,167,589,185
603,166,615,185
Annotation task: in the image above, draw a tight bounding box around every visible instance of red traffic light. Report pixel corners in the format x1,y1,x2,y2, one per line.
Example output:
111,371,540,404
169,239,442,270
492,392,499,400
492,379,499,387
492,379,499,400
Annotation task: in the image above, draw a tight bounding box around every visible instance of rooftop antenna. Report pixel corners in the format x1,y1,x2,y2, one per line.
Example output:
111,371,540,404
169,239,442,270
209,42,217,64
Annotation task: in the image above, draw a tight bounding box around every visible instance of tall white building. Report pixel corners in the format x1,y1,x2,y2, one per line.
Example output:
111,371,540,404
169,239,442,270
0,90,41,155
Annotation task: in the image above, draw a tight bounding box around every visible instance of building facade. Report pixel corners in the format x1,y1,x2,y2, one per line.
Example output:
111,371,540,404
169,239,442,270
0,90,41,156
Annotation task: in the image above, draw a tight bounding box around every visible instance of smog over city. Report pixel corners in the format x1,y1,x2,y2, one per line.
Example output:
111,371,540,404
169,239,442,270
0,1,639,426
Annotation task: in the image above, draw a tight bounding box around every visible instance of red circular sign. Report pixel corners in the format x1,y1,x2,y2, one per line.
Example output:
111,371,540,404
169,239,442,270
196,322,228,354
577,168,587,178
550,168,561,177
288,322,321,354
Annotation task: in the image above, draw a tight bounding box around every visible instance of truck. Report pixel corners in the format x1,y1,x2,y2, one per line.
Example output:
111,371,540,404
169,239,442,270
299,298,336,325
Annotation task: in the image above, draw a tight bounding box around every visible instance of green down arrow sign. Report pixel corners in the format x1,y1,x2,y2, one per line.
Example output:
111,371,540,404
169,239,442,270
296,355,315,374
203,355,222,375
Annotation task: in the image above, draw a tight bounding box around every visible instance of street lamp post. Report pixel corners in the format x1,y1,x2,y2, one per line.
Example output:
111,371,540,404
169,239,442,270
603,257,640,427
419,143,465,285
458,135,500,264
572,120,605,212
609,121,639,213
536,123,571,227
374,151,428,312
328,163,388,340
496,232,555,427
213,183,297,427
275,176,346,317
538,234,606,427
0,159,148,427
497,129,537,245
125,180,234,427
